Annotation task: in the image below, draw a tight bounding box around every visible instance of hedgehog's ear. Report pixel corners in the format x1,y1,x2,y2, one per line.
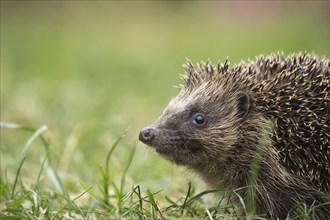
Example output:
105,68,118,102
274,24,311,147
236,91,250,120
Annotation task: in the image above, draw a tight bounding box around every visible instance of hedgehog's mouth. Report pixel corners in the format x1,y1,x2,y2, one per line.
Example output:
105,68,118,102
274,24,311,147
154,145,190,155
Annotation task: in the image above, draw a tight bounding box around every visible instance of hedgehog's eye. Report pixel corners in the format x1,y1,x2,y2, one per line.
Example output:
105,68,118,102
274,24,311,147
193,113,206,126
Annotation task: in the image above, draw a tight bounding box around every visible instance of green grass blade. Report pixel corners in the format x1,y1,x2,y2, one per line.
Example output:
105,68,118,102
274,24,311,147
18,125,48,162
186,188,228,205
102,131,126,207
164,195,177,206
181,181,192,209
34,153,48,190
133,185,145,217
246,122,273,215
146,189,163,219
105,131,127,174
11,157,26,197
0,121,26,129
120,143,136,195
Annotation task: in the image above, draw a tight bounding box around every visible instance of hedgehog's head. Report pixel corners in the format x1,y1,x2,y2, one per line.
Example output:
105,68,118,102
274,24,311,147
139,60,251,169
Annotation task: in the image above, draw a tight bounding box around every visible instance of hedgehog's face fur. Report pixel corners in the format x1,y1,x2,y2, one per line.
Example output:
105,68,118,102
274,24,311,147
139,61,252,169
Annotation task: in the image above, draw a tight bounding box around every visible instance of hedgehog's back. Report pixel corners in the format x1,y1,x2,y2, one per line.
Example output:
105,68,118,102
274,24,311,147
248,53,330,192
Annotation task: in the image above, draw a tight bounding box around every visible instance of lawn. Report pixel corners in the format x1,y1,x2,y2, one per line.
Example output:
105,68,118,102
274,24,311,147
1,1,329,219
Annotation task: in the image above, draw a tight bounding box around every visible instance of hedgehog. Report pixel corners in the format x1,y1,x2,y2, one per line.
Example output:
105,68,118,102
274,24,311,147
138,53,330,219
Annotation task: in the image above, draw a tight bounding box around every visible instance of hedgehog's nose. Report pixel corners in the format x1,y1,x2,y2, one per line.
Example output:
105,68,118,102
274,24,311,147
139,127,155,143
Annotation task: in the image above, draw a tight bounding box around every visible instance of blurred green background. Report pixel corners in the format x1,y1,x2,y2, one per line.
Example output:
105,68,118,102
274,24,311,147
1,1,329,195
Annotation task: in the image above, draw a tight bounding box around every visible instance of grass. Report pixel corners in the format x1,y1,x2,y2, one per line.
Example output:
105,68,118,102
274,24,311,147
1,122,325,219
1,1,329,219
0,122,247,219
245,122,273,216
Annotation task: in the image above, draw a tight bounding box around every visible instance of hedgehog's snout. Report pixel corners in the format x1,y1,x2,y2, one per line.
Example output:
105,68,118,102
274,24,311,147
139,127,155,143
